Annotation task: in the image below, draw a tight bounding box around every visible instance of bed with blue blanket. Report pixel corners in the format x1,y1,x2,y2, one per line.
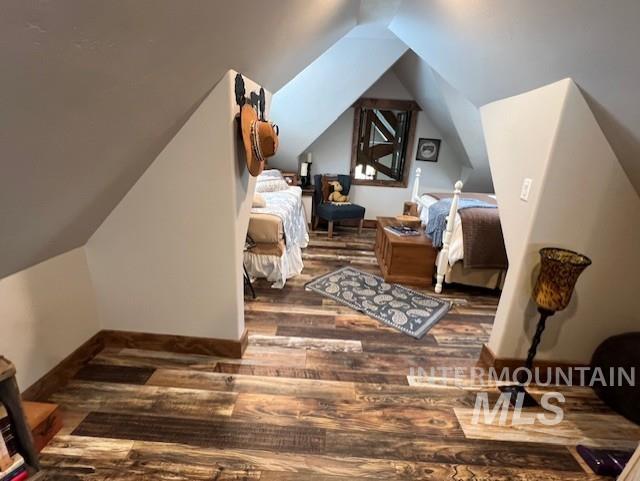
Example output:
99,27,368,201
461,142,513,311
418,191,508,290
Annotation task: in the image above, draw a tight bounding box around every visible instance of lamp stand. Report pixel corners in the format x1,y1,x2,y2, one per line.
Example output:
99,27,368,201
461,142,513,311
303,162,313,187
499,307,555,408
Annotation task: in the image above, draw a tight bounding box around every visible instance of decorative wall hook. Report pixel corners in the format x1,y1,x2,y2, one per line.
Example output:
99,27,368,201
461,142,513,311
234,73,274,129
234,73,246,107
234,72,264,118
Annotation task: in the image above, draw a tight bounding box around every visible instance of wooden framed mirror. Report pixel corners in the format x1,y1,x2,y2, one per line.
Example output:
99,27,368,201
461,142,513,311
350,98,420,187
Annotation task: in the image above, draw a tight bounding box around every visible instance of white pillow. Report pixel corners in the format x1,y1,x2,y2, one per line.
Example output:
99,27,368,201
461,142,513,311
255,178,288,193
257,169,283,181
252,193,266,208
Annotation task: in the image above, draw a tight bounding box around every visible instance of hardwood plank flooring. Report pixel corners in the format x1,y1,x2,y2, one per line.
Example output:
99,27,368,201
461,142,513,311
39,228,631,480
74,364,156,385
73,412,327,454
147,368,357,400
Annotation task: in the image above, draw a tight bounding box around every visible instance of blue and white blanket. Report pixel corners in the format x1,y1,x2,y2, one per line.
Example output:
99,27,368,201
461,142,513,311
426,198,496,248
252,186,309,251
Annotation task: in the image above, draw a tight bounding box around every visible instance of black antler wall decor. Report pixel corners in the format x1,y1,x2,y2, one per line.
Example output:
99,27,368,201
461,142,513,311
234,73,262,113
234,73,272,125
249,90,260,111
258,87,265,121
234,73,246,107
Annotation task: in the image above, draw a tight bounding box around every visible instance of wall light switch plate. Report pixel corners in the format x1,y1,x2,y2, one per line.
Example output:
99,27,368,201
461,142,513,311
520,178,532,201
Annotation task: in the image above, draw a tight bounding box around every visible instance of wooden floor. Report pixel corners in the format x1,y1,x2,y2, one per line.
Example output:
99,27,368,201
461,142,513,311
40,228,638,480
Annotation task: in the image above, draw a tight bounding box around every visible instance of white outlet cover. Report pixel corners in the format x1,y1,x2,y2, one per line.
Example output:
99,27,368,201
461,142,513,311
520,178,532,201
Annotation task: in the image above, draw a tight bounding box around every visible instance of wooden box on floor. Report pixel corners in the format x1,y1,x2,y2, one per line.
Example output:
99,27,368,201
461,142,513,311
0,357,44,479
374,216,435,287
24,402,62,453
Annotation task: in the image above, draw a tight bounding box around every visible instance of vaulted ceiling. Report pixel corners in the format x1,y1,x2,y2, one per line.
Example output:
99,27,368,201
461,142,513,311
270,35,407,170
393,51,493,192
3,0,639,278
0,0,358,278
390,0,640,195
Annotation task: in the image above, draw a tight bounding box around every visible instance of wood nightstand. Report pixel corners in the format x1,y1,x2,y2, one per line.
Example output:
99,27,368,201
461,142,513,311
374,217,436,287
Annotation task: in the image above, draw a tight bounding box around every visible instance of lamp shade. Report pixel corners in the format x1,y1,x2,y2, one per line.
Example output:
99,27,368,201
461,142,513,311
532,247,592,312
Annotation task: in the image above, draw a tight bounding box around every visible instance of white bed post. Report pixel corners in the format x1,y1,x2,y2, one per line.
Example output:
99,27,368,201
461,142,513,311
435,180,463,294
411,167,422,203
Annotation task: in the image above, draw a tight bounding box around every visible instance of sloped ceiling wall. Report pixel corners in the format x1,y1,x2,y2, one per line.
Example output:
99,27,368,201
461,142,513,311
393,52,493,192
390,0,640,195
269,35,407,171
393,52,469,176
0,0,358,278
436,70,493,192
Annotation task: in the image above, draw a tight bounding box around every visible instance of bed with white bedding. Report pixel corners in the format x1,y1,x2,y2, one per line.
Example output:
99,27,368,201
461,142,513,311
411,171,507,292
244,170,309,288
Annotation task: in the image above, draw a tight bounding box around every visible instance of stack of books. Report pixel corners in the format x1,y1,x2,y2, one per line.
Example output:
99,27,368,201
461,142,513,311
0,404,28,481
384,225,421,237
0,455,27,481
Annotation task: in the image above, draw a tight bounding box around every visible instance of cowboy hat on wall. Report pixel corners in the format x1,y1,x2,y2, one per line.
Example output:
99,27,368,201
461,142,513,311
236,73,280,177
240,104,279,176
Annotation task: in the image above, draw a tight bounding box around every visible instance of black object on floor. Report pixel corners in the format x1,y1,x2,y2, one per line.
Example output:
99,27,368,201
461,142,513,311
498,384,539,408
577,445,633,476
498,307,555,408
591,332,640,424
243,263,256,299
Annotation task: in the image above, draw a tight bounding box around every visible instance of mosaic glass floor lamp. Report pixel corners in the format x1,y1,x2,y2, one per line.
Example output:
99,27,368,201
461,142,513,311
500,247,592,407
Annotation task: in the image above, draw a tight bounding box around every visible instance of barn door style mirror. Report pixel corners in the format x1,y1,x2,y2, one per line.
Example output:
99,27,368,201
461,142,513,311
350,98,420,187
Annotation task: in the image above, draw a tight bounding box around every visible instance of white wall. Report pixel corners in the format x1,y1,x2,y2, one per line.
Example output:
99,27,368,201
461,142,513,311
303,70,462,218
0,247,100,389
483,79,640,363
270,35,407,171
87,71,266,341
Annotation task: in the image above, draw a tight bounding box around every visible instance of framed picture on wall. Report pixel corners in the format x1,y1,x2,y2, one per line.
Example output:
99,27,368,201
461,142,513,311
416,138,441,162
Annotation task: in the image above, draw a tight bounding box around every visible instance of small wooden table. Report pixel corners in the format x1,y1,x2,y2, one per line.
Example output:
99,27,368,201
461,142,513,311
374,217,436,287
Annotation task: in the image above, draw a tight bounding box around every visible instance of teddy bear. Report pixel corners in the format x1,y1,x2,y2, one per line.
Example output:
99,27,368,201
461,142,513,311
328,181,349,203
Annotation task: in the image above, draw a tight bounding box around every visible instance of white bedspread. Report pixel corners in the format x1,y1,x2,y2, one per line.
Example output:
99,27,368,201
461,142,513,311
418,193,496,266
252,186,308,251
246,186,309,288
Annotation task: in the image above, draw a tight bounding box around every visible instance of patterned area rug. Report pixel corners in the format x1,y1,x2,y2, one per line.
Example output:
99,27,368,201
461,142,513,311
306,266,451,339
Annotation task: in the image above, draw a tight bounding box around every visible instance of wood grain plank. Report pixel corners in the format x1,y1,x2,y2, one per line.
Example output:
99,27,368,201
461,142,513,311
147,368,356,400
455,407,640,449
74,364,155,385
275,325,439,346
51,381,236,419
41,434,134,459
125,440,601,481
90,347,220,371
41,436,260,480
324,431,583,471
93,345,307,370
248,334,362,353
233,392,463,437
245,310,337,329
73,412,326,454
128,440,400,479
214,363,409,385
306,351,479,375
